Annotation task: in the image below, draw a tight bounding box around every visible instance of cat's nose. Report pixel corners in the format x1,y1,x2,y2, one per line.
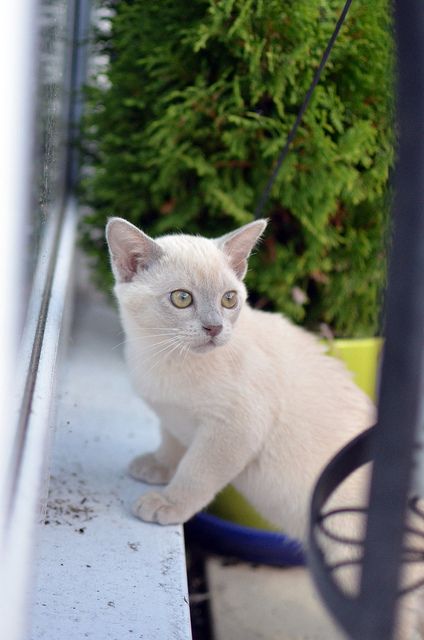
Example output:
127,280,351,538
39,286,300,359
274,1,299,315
202,324,223,337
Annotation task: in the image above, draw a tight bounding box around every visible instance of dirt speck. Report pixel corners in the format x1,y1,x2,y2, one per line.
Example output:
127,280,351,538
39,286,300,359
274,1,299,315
161,551,175,576
44,489,98,530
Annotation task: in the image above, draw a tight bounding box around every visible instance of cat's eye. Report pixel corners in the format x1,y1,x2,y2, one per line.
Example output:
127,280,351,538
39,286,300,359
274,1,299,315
170,290,193,308
221,291,238,309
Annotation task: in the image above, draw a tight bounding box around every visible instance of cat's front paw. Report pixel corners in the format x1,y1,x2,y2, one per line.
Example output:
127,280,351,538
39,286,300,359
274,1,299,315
132,491,190,525
128,453,174,485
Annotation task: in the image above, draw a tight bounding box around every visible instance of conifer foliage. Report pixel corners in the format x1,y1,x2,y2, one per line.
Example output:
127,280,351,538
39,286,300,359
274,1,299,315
81,0,393,337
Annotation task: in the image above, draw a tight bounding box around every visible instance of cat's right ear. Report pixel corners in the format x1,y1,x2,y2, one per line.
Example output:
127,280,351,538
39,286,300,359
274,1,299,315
105,218,163,283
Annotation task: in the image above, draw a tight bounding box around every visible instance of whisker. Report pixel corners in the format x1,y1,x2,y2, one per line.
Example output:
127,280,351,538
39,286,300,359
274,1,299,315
177,341,185,358
143,339,183,377
128,337,181,375
111,334,180,351
178,341,191,370
138,327,180,334
183,343,191,367
114,327,178,338
136,338,183,354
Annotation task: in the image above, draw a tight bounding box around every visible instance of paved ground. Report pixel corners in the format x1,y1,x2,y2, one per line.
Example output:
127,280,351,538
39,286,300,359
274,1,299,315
207,558,344,640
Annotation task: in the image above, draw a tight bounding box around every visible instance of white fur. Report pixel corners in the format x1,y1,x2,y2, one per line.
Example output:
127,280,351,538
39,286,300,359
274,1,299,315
106,217,423,639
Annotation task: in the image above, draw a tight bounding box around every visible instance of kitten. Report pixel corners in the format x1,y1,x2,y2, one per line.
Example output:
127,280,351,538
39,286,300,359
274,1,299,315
106,216,374,537
106,217,424,638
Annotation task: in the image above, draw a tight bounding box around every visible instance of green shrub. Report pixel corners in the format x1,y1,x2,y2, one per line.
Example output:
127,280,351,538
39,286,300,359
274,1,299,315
80,0,394,337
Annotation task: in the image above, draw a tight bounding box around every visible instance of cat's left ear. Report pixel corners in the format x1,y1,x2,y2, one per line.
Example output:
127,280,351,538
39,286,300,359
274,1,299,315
216,219,268,279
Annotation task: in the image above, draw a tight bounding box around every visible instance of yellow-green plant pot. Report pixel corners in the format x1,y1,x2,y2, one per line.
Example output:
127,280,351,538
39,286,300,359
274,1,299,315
208,337,383,530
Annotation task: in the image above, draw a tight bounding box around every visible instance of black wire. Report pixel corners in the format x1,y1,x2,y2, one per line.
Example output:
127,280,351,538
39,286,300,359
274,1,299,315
327,557,424,598
321,506,368,518
409,495,424,519
316,498,424,547
316,506,367,546
316,522,365,547
315,496,424,598
254,0,353,220
327,558,363,573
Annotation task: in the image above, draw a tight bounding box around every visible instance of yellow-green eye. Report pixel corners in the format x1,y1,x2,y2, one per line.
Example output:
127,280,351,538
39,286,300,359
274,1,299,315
221,290,238,309
170,290,193,308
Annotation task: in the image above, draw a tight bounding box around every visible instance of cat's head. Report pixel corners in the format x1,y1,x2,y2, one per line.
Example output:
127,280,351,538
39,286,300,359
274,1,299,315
106,218,267,353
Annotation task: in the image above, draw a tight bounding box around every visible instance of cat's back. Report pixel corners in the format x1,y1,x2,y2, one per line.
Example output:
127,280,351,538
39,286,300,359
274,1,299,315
237,305,375,434
232,306,374,538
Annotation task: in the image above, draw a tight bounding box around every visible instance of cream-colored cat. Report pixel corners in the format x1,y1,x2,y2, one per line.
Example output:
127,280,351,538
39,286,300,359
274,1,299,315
106,216,374,537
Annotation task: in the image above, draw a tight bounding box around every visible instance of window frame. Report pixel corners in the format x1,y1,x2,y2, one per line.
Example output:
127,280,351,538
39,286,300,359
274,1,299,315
0,2,91,638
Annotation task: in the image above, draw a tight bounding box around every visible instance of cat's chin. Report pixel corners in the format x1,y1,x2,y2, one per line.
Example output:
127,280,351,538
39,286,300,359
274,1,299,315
191,340,222,354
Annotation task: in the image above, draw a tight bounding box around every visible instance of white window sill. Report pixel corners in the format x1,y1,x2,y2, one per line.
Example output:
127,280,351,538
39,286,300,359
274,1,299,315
29,287,191,639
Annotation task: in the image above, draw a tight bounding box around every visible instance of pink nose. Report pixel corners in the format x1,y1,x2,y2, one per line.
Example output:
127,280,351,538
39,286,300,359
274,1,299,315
203,324,223,337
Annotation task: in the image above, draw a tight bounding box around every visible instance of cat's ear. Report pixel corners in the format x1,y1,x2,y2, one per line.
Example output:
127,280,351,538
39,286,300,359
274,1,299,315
105,217,163,283
216,219,268,279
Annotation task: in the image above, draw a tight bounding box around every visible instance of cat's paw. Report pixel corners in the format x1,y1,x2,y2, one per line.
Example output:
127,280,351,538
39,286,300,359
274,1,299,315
128,453,174,485
132,491,190,525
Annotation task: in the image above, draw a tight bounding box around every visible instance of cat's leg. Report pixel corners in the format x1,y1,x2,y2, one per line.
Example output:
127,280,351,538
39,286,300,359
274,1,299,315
132,416,261,524
129,427,186,485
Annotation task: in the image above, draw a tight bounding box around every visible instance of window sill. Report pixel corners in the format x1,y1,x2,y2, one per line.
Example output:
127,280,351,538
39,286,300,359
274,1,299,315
29,282,191,639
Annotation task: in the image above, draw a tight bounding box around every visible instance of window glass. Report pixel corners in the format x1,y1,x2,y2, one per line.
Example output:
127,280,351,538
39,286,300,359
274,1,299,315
24,0,69,308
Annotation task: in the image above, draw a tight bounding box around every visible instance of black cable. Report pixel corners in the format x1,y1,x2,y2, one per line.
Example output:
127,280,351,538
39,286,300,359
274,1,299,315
254,0,353,220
